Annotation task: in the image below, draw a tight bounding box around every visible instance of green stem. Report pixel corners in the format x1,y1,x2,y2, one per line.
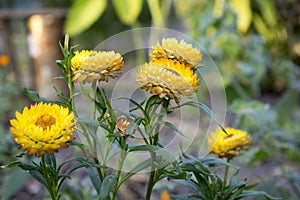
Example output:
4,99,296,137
146,152,156,200
92,81,98,121
145,100,167,199
112,137,127,200
91,81,105,182
41,154,59,200
223,158,230,189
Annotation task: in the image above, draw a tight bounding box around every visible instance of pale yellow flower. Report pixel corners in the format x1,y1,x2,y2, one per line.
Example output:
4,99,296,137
71,50,124,83
150,38,202,67
136,59,199,103
10,103,76,157
207,127,252,159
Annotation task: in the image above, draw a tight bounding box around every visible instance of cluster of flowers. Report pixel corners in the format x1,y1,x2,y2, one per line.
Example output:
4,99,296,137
137,38,201,104
9,38,251,160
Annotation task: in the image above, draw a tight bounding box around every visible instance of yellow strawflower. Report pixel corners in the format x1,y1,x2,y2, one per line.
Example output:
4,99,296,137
150,38,202,68
10,103,76,157
71,50,124,83
136,59,199,103
207,127,252,159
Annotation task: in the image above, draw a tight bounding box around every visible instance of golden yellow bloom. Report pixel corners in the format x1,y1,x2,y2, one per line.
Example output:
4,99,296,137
136,59,199,103
207,127,252,159
160,190,170,200
150,38,202,67
10,103,76,157
71,50,124,83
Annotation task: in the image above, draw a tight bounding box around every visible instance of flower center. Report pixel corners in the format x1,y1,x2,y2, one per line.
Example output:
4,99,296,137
35,114,56,130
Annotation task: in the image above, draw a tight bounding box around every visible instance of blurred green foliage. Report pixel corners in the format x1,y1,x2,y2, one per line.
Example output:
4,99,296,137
173,0,300,199
0,67,30,199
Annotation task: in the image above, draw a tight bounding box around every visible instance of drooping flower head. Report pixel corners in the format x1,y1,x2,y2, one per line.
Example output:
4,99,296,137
207,127,252,159
115,115,132,137
150,38,202,68
10,103,76,157
136,58,199,103
71,50,124,83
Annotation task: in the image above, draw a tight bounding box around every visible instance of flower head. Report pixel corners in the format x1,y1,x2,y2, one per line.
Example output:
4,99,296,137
207,127,252,159
10,103,76,157
150,38,202,67
116,116,132,137
136,59,199,103
71,50,124,83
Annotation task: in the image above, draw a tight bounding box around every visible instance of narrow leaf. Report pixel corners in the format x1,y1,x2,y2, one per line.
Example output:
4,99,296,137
117,159,151,189
86,167,102,195
237,191,282,200
23,88,65,106
99,175,118,200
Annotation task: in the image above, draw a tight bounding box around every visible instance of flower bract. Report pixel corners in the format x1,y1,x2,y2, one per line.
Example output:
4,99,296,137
10,103,76,157
207,127,252,159
136,59,199,103
150,38,202,67
71,50,124,83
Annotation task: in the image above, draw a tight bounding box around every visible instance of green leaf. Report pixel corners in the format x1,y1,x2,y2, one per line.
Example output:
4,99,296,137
171,193,205,200
29,169,46,186
128,144,176,162
95,87,107,120
77,117,100,127
98,175,118,200
195,173,213,199
58,156,100,172
105,95,117,132
126,117,144,135
53,86,71,106
144,95,163,114
44,154,57,170
199,157,232,168
86,167,102,195
173,101,227,134
0,168,31,200
69,140,86,153
117,97,149,123
163,169,189,180
157,120,186,138
59,162,100,189
237,191,282,200
64,0,107,36
113,0,143,25
117,159,151,189
1,161,38,171
23,88,65,106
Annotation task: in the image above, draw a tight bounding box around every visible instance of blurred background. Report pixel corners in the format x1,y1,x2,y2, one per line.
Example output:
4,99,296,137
0,0,300,199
